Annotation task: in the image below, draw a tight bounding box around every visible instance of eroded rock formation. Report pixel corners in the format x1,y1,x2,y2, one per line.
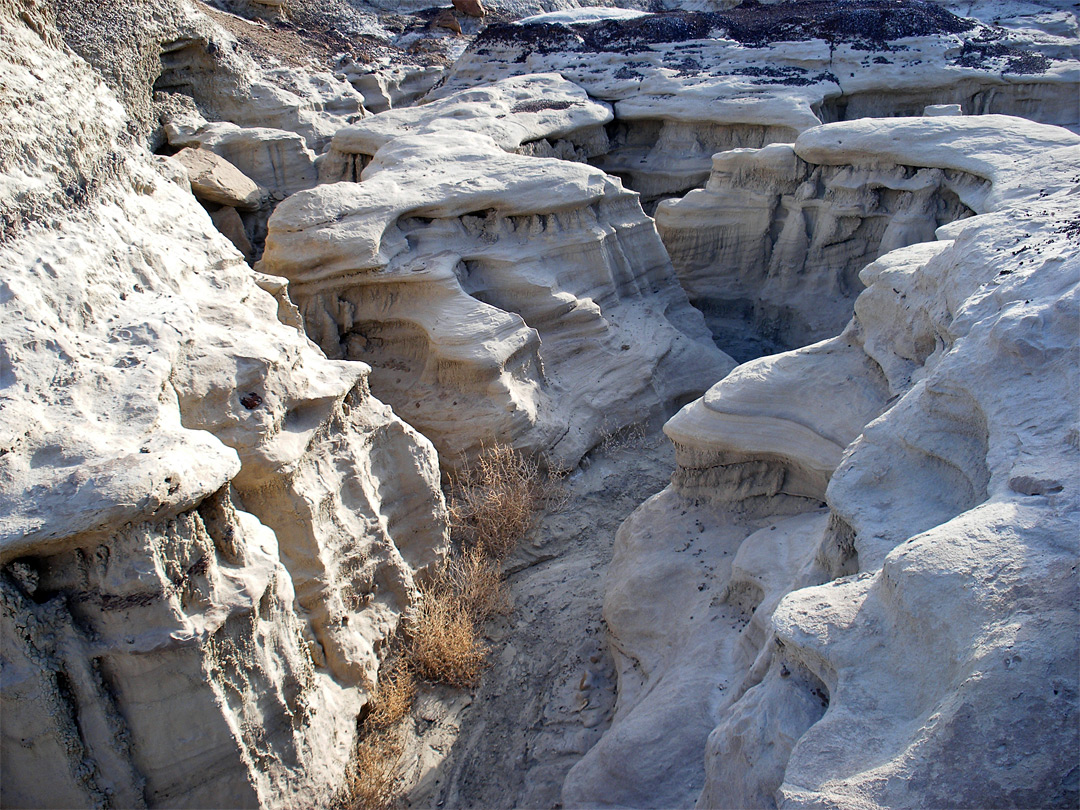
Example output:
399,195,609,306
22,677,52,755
566,114,1079,810
258,76,733,469
2,0,1078,808
0,3,445,806
440,4,1079,206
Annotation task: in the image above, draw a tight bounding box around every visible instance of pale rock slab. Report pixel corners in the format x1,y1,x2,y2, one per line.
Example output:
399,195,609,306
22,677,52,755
319,73,613,183
567,114,1080,809
259,131,733,469
166,115,319,198
173,145,263,209
440,5,1078,204
0,4,446,807
336,60,446,115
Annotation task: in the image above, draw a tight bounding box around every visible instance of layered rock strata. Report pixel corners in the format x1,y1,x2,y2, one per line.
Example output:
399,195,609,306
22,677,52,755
0,3,446,807
654,126,986,352
565,114,1080,809
440,4,1078,205
259,118,734,468
318,72,615,183
54,0,366,151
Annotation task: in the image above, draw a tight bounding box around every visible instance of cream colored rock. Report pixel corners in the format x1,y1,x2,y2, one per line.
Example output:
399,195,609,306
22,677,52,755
320,73,613,183
336,60,445,115
167,117,319,197
567,115,1080,809
0,4,446,807
260,130,732,469
440,7,1078,204
656,114,1079,352
173,146,263,209
209,204,254,259
923,102,963,115
655,142,981,352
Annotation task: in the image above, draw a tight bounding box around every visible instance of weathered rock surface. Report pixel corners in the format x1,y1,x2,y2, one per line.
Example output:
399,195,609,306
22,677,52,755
653,131,981,353
166,113,319,198
320,72,613,183
0,3,446,807
259,120,733,468
4,1,1079,808
173,145,264,209
54,0,366,151
567,113,1079,809
440,4,1078,205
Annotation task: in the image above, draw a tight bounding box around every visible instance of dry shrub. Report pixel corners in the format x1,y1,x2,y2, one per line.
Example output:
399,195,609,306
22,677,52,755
446,545,510,621
599,421,648,454
342,442,548,804
338,658,416,810
341,729,402,810
404,544,513,688
367,657,416,731
408,577,487,688
448,442,545,561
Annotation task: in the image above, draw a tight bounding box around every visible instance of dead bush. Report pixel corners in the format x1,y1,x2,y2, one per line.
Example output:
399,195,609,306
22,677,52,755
447,442,547,560
599,421,648,454
342,441,550,804
446,545,511,621
338,657,415,810
367,656,416,731
340,728,402,810
407,577,487,688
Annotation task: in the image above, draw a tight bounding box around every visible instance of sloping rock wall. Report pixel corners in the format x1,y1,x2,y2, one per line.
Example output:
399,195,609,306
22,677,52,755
258,84,733,469
0,3,446,806
654,133,985,352
566,114,1080,810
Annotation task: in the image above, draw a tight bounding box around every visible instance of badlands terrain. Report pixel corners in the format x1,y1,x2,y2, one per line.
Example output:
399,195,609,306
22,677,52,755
0,0,1077,808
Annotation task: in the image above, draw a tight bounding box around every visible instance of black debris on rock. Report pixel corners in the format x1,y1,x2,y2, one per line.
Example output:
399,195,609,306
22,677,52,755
472,0,979,57
510,99,576,114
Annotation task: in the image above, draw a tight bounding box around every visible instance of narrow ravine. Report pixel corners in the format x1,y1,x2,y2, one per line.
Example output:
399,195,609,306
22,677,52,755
396,428,675,809
2,3,1077,809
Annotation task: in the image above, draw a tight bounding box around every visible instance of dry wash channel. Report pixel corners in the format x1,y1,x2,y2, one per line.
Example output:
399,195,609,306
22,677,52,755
0,1,1077,810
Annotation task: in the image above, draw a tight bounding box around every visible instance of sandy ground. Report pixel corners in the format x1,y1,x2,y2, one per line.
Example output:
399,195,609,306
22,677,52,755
394,426,676,809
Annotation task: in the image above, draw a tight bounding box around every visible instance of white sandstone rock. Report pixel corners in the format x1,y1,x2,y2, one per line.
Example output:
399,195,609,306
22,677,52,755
260,130,733,468
567,114,1080,809
54,0,365,151
336,60,446,115
440,7,1079,203
320,73,613,183
0,4,446,807
923,102,963,115
167,119,319,197
517,8,652,25
656,115,1079,352
173,146,264,209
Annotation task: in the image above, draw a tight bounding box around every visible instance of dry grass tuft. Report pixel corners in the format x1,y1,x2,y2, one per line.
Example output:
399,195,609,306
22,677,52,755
447,545,511,621
341,441,553,807
448,442,545,561
367,657,416,731
407,578,488,688
341,728,403,810
599,421,648,454
338,658,415,809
